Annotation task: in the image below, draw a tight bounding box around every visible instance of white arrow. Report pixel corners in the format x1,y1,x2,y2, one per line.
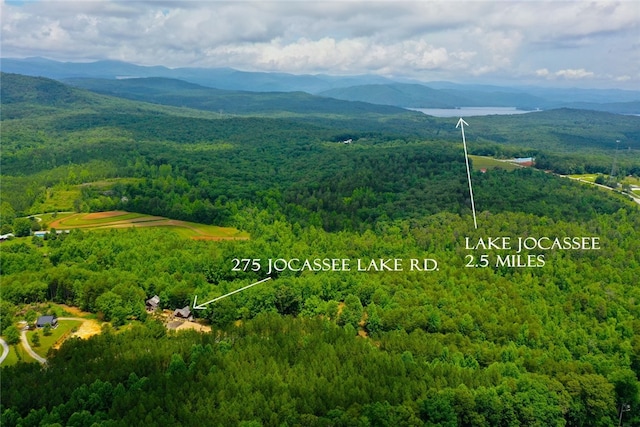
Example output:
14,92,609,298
456,118,478,229
193,277,272,310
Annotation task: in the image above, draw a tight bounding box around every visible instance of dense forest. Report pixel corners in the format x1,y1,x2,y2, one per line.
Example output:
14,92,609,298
1,73,640,426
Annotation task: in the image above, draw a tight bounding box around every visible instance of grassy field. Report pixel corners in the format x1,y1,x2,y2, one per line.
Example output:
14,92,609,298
569,174,599,182
2,344,33,366
35,212,76,223
468,155,521,171
25,320,83,358
622,176,640,186
47,211,249,240
28,178,145,215
29,187,81,214
58,211,149,226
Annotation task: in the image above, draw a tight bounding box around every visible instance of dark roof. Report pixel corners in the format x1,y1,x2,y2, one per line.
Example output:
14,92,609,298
36,315,57,326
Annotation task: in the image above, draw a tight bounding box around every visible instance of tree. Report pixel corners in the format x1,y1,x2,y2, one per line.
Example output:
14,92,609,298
0,202,16,227
43,323,52,337
338,295,363,330
4,325,20,346
31,332,41,347
25,310,37,325
12,218,32,237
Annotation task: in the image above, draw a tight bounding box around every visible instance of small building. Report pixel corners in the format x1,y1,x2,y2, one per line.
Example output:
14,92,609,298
146,295,160,312
513,157,535,167
34,231,49,238
0,233,14,241
173,306,192,321
36,315,58,328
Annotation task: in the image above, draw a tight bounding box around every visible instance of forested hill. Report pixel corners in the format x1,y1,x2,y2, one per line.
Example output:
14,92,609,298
319,83,546,110
0,72,227,121
63,76,411,116
319,83,640,114
4,57,640,114
1,72,640,426
1,74,635,227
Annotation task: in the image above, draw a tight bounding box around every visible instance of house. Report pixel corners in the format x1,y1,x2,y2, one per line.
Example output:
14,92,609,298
0,233,14,241
34,231,49,238
146,295,160,312
36,315,58,328
173,306,192,321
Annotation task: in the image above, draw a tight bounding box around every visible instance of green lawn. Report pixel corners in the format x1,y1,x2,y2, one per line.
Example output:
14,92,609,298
1,344,34,366
25,320,83,358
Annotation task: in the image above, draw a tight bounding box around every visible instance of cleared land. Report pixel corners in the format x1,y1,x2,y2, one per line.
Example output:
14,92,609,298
28,178,144,215
25,320,83,358
29,188,80,214
569,174,599,183
468,155,521,171
48,211,249,240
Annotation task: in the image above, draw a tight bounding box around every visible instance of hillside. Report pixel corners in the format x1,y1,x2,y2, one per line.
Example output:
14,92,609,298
319,83,468,108
319,83,547,110
0,72,223,121
3,57,639,114
63,76,410,116
1,72,640,426
2,74,636,218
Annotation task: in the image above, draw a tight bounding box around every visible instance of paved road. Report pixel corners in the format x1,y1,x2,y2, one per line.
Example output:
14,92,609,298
20,330,47,365
0,337,9,364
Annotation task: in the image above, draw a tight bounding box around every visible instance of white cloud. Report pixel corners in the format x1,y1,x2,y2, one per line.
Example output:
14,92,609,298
0,0,638,88
555,68,595,79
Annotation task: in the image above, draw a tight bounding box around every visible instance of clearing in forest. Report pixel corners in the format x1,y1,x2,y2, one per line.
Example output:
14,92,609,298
47,211,249,240
468,155,521,171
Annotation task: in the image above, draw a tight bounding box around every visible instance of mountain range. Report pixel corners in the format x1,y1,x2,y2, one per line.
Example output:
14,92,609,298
2,57,640,115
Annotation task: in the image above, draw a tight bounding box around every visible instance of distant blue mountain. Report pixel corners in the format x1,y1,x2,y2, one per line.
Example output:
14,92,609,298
0,57,392,93
2,57,639,114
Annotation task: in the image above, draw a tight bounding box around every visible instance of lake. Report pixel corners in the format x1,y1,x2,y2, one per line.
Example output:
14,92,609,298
408,107,540,117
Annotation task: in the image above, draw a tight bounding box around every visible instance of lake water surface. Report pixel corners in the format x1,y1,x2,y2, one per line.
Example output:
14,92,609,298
408,107,540,118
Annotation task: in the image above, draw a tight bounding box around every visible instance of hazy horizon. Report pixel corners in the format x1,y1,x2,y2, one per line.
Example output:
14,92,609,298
1,1,638,91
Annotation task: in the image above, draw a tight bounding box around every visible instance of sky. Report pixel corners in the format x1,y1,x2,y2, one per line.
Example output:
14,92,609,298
1,0,639,89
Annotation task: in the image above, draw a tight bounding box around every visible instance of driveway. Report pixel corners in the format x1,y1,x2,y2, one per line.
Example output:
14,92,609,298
20,330,47,365
0,337,9,364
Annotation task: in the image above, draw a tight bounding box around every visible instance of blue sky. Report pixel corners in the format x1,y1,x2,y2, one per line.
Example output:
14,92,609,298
1,1,638,89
